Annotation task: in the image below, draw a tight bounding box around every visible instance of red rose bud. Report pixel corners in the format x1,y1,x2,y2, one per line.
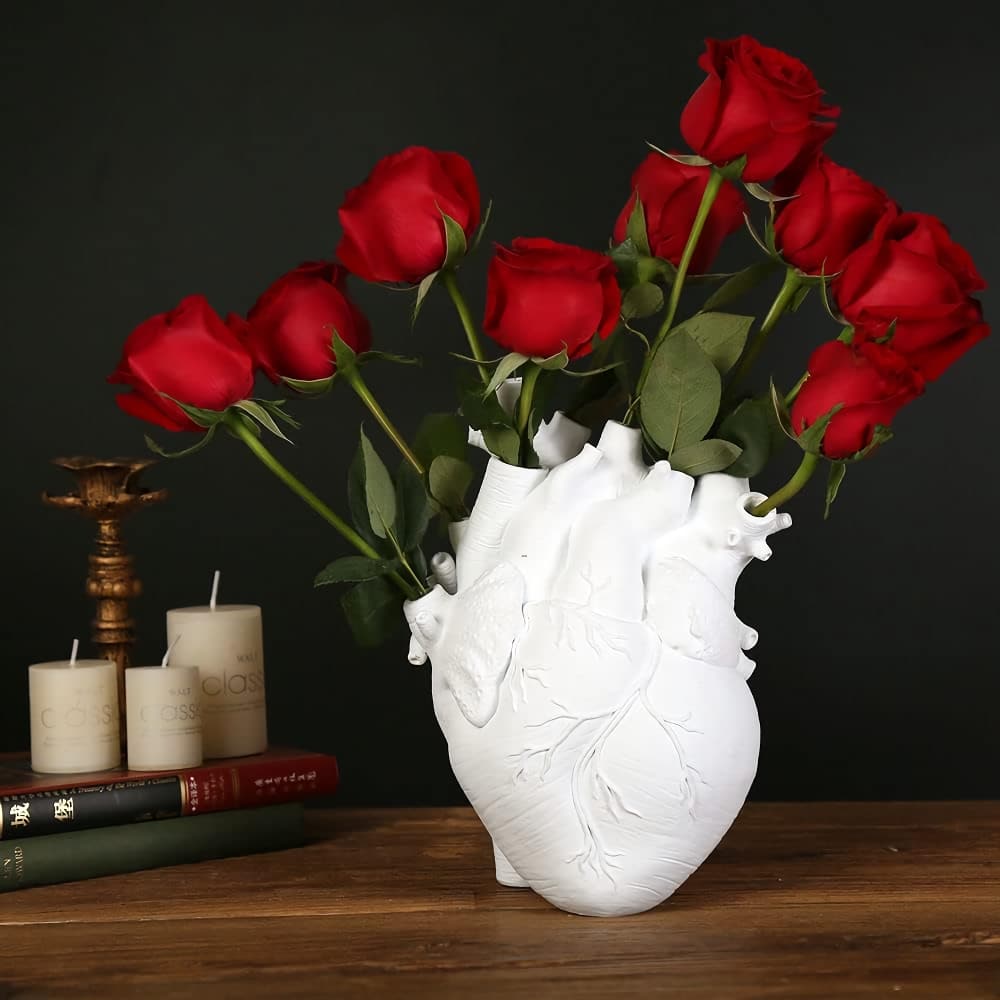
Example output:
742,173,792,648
337,146,481,284
790,340,924,459
108,295,254,432
483,238,621,360
612,152,745,272
773,156,891,275
243,261,372,384
680,36,839,182
833,208,988,380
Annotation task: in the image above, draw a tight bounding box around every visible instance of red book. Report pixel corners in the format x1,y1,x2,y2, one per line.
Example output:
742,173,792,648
0,747,339,840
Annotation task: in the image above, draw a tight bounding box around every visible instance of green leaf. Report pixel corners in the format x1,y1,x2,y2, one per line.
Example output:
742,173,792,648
359,429,397,539
796,403,843,455
744,182,797,204
533,349,569,371
646,143,711,167
770,380,797,442
315,556,399,586
561,361,625,379
673,312,754,375
396,461,433,551
817,272,842,322
482,425,521,465
232,400,294,443
718,397,779,478
412,271,439,324
331,331,358,378
282,375,335,396
743,213,773,257
824,462,846,520
700,260,780,312
428,455,474,512
640,330,722,454
787,283,811,312
460,384,511,431
414,412,468,468
161,396,227,428
625,194,651,257
847,424,894,462
483,353,529,397
340,576,401,647
837,325,855,344
717,155,748,181
621,282,664,320
669,438,743,476
441,211,468,270
255,399,302,430
358,350,421,367
144,426,217,459
347,445,381,548
471,199,493,253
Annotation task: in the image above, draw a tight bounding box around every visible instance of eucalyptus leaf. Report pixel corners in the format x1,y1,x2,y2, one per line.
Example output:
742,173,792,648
441,211,468,270
340,576,401,647
700,260,780,312
673,312,754,375
622,282,664,320
414,412,468,468
315,556,399,586
482,425,521,465
359,429,397,539
396,461,433,551
718,397,779,478
144,427,217,459
428,455,474,512
483,353,529,397
640,330,721,453
669,438,743,476
282,375,335,395
824,462,847,519
625,195,651,257
232,400,294,443
412,271,439,324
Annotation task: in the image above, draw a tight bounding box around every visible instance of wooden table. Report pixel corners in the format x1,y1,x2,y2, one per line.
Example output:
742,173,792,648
0,804,997,998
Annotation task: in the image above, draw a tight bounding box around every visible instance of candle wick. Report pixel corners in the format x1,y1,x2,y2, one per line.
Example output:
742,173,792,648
161,634,181,668
69,638,79,668
210,569,221,612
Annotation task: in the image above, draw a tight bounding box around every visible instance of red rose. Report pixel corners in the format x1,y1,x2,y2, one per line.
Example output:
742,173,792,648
483,238,621,359
612,152,745,272
790,340,924,459
243,261,372,383
833,208,988,379
336,146,480,284
108,295,254,432
773,156,890,275
680,36,839,183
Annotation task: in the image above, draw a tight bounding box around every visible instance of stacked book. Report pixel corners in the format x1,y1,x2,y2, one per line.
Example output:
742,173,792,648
0,747,338,891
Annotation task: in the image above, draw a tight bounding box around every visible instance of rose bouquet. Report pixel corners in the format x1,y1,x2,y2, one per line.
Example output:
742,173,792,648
109,36,988,916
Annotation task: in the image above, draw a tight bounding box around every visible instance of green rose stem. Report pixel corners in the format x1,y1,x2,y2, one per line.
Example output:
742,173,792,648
224,413,420,600
631,168,725,410
515,363,543,465
750,451,819,517
341,368,424,476
723,267,804,404
440,269,490,385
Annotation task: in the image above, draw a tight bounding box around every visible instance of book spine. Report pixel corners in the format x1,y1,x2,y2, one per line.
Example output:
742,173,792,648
0,754,338,840
0,802,304,892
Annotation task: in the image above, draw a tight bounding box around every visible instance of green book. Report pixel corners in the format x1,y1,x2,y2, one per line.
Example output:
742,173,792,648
0,802,304,892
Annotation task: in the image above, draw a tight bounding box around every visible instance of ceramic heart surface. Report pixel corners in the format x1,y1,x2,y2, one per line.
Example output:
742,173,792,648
405,420,791,916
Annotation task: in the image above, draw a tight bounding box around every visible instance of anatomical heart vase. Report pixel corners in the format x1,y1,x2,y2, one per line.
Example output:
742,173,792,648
405,419,788,916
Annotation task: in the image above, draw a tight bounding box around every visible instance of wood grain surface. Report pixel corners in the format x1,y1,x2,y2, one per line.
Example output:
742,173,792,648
0,803,997,999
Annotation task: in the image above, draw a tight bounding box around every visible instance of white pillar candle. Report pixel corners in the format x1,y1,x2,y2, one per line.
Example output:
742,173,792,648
125,652,203,771
29,642,120,774
165,579,266,759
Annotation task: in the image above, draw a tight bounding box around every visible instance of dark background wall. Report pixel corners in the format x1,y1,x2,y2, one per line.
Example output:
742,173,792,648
1,1,996,804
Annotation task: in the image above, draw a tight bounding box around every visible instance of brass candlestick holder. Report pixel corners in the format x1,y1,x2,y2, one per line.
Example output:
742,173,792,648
43,457,167,749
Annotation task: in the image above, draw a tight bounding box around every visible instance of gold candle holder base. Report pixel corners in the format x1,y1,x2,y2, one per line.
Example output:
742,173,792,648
43,457,167,750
